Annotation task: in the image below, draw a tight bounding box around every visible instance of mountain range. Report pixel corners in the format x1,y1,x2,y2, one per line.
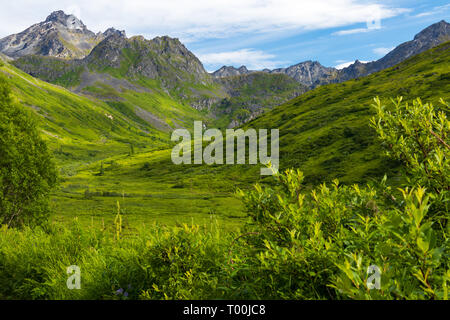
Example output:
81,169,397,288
212,20,450,87
212,61,338,87
1,11,449,130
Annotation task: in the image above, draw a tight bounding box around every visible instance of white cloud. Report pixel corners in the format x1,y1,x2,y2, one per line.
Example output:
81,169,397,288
414,4,450,18
198,49,282,71
333,28,373,36
0,0,406,42
415,12,434,18
334,60,369,69
373,47,394,56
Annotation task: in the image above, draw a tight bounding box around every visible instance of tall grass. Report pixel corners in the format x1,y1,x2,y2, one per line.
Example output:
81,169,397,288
0,218,232,300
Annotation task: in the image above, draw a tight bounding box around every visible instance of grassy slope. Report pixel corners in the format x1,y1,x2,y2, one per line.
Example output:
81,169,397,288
11,49,220,135
244,41,450,185
12,45,307,131
0,63,172,164
0,60,246,231
2,43,449,231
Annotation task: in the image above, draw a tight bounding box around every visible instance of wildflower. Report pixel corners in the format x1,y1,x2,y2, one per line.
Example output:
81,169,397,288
115,288,124,295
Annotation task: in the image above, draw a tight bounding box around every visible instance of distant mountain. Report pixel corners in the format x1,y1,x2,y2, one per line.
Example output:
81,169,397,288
212,61,335,87
85,33,212,87
10,11,309,129
268,61,337,87
212,65,251,78
0,10,124,59
337,20,450,82
10,12,448,131
13,31,213,90
212,20,450,88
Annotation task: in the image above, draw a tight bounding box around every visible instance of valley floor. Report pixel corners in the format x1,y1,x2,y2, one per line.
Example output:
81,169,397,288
50,148,262,232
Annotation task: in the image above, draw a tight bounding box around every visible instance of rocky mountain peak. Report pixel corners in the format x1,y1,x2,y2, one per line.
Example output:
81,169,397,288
212,65,251,78
44,10,87,31
269,60,337,87
103,27,127,38
414,20,450,41
0,10,101,59
84,33,210,88
238,66,249,73
337,19,450,83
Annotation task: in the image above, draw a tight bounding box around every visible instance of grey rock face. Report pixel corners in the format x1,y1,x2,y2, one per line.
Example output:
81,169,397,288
45,10,87,30
377,20,450,68
85,34,211,87
102,28,127,38
269,61,338,87
13,30,214,114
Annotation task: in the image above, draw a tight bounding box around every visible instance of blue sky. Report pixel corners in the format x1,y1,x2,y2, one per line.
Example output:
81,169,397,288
0,1,449,72
190,0,450,71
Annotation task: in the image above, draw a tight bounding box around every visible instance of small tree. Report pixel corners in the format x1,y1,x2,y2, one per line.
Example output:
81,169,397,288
0,75,58,227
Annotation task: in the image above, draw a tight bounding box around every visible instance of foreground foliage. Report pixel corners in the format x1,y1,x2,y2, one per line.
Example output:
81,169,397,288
0,97,448,299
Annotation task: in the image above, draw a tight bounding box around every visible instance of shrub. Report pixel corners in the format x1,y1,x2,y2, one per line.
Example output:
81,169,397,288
370,97,449,218
0,222,230,300
237,168,448,299
232,97,449,299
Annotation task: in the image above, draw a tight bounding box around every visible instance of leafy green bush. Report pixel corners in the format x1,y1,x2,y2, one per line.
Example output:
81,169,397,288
233,97,449,299
0,75,58,227
237,169,447,299
370,97,449,218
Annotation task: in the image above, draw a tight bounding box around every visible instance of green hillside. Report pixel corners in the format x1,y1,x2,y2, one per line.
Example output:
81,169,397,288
48,42,450,230
0,57,247,230
244,41,450,184
0,58,213,161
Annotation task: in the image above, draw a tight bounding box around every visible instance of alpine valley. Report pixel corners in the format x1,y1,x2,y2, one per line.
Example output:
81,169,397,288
0,7,449,301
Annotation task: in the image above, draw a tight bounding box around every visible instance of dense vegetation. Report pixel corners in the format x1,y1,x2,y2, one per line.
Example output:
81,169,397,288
38,41,447,230
0,96,448,299
0,75,57,227
0,39,448,299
